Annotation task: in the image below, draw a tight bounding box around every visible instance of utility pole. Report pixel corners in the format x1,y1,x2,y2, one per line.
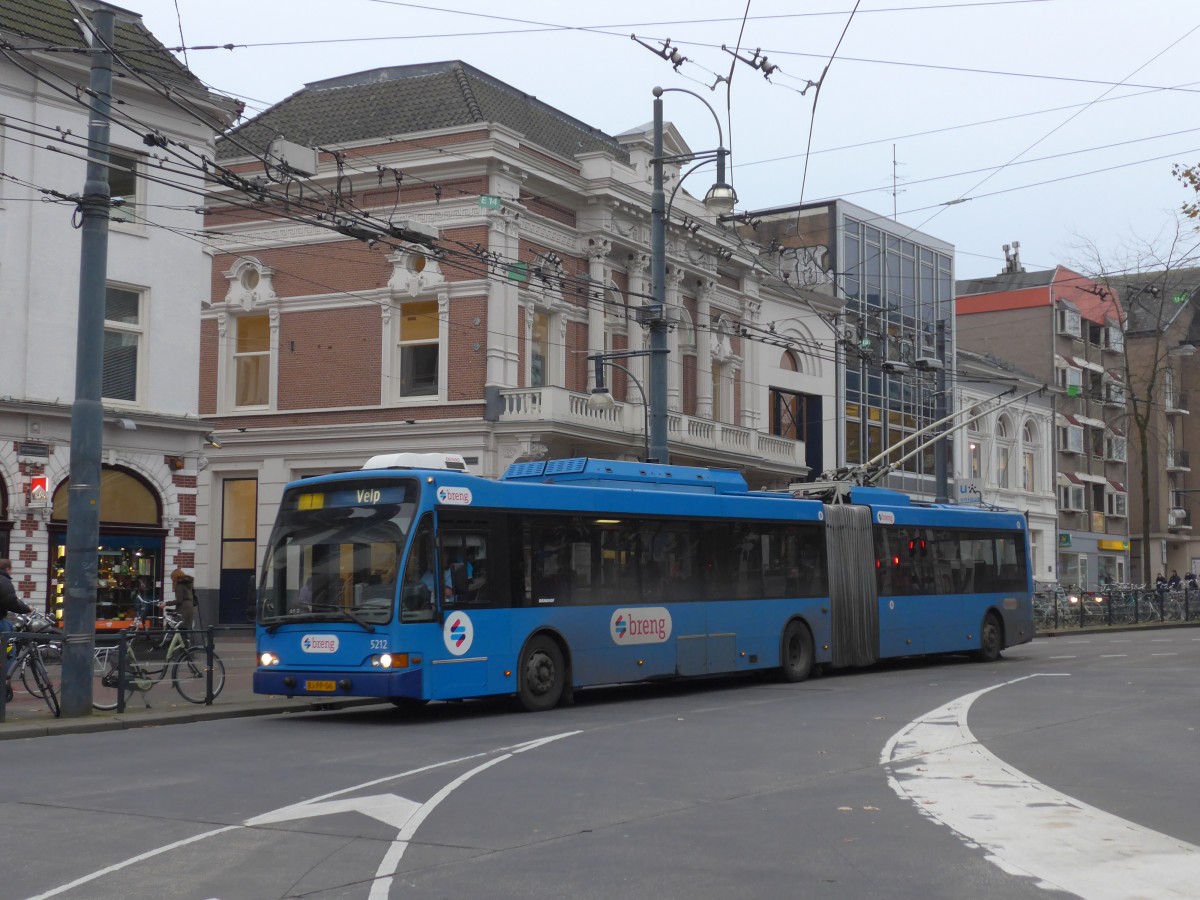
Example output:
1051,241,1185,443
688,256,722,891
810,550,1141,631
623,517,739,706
648,89,670,464
60,4,115,716
934,318,949,503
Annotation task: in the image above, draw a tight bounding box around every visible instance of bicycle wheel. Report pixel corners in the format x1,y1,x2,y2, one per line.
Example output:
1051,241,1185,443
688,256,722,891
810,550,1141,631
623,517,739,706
21,642,61,699
92,648,136,711
29,653,60,717
171,645,225,703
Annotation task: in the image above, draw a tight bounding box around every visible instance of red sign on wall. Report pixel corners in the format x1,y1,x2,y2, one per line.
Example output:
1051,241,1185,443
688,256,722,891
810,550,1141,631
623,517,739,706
30,475,48,504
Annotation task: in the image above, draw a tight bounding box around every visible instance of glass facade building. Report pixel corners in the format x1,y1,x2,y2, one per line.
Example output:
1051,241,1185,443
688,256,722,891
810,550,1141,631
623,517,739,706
740,200,955,494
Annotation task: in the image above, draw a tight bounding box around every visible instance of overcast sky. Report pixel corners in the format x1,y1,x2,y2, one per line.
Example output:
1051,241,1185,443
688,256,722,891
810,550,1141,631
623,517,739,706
120,0,1200,280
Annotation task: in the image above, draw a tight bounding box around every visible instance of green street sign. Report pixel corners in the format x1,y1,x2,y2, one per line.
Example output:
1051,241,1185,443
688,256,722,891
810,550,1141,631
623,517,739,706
1173,291,1189,304
507,261,528,282
479,194,502,210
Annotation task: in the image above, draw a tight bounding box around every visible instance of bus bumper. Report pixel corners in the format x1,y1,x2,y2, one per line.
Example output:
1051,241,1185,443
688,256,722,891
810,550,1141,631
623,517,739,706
254,667,423,699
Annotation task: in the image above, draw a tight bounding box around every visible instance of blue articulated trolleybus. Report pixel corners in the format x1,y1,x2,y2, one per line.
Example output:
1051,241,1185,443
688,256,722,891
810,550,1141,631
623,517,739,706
254,453,1033,711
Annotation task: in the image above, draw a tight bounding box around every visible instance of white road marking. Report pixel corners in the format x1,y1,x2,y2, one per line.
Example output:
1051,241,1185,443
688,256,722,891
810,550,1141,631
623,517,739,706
1152,653,1179,657
1047,656,1076,660
1099,654,1128,658
32,731,582,899
882,675,1200,898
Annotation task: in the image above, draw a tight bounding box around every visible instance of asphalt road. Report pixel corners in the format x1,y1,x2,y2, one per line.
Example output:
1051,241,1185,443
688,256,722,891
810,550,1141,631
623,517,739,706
4,628,1198,900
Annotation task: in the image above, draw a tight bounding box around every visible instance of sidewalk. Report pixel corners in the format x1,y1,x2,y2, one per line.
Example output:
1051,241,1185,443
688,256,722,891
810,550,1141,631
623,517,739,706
0,630,387,741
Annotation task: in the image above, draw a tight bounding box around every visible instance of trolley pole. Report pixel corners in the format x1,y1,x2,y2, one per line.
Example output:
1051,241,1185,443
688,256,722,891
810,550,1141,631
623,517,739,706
60,5,115,716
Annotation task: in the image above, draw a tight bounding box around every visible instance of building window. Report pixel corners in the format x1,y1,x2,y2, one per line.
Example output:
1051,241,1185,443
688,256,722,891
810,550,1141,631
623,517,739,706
103,285,143,402
1022,450,1035,492
1059,366,1083,395
770,388,805,441
1058,425,1084,454
398,300,439,397
1057,304,1081,337
109,148,140,226
234,314,271,407
1106,491,1127,517
1059,484,1085,511
531,309,549,388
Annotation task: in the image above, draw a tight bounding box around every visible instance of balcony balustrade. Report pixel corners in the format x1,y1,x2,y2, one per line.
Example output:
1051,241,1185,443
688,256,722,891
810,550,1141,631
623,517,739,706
495,385,804,468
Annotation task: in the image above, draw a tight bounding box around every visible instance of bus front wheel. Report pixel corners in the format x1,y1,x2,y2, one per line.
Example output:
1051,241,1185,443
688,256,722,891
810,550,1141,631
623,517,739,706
778,620,814,683
975,612,1004,663
518,634,565,712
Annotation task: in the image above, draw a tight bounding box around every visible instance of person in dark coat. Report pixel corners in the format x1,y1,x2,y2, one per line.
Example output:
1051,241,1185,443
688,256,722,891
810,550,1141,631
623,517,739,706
0,558,32,631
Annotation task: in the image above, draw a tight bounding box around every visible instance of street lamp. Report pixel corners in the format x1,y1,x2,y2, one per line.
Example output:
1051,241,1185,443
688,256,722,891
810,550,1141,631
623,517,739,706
648,85,738,464
587,351,653,462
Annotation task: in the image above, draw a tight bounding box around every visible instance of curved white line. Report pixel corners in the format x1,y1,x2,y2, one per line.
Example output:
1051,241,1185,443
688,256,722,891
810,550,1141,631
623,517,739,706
882,674,1200,898
30,731,581,900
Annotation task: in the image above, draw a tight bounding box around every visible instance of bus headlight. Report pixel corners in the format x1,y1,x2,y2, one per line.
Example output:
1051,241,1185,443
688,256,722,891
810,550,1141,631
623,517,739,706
371,653,409,668
260,651,280,667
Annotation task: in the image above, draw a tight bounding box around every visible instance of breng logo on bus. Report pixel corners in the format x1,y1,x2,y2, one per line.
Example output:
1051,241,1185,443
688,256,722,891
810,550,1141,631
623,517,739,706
442,611,474,655
436,486,473,506
301,634,339,653
610,607,672,645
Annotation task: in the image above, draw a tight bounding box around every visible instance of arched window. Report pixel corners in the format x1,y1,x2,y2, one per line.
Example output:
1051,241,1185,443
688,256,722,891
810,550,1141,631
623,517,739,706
1022,420,1039,492
967,406,984,479
51,467,161,525
780,349,799,372
995,415,1013,489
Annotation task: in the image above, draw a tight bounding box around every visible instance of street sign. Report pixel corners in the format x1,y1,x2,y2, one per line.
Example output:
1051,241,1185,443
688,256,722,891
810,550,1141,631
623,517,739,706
479,194,501,210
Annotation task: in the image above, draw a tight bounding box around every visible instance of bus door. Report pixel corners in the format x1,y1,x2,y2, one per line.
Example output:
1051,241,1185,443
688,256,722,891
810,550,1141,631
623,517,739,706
638,521,706,677
874,525,927,658
427,513,502,699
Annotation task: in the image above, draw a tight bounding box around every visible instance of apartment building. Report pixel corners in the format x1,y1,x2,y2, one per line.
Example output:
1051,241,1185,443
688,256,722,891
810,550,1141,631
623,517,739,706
197,62,837,621
1117,268,1200,581
957,250,1129,589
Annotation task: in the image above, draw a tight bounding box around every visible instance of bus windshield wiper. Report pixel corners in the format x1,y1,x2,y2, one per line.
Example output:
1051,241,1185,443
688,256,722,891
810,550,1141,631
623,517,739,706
308,603,376,633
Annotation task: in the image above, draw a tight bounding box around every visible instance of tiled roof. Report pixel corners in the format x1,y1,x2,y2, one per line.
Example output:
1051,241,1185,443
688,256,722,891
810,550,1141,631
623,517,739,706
218,61,629,165
0,0,204,92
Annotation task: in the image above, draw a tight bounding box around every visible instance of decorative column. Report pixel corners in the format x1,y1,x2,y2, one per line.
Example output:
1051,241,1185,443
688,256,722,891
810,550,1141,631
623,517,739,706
486,206,522,388
666,265,685,411
696,278,716,420
741,291,762,430
627,252,651,386
586,237,611,390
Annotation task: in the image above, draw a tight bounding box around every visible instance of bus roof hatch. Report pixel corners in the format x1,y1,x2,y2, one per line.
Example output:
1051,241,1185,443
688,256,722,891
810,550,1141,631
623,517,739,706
362,452,470,472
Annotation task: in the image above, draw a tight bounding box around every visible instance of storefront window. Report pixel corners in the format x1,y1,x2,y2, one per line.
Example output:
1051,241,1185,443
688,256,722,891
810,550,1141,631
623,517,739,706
50,466,164,628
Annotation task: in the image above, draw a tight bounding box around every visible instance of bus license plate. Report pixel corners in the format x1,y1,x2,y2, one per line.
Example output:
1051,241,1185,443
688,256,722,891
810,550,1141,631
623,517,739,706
306,680,336,692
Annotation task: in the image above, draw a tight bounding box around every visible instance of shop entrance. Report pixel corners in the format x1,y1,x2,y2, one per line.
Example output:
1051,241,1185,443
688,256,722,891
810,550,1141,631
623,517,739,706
50,467,166,630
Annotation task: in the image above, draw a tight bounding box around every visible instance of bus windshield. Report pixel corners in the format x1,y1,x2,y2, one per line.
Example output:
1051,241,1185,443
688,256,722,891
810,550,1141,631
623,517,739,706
258,478,419,628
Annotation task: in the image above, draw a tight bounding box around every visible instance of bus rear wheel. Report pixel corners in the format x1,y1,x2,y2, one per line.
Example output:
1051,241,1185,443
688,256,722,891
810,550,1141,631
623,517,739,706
518,635,564,712
778,620,814,683
975,612,1004,662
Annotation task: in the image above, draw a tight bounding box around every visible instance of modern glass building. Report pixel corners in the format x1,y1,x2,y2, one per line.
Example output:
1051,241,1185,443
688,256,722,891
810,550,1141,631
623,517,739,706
741,200,955,495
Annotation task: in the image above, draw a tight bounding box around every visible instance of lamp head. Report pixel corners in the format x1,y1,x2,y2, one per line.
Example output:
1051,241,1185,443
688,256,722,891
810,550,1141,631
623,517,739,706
703,182,737,216
588,388,617,411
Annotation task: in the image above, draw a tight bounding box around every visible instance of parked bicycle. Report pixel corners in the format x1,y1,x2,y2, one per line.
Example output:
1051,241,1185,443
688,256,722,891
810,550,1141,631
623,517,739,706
4,613,61,717
12,609,62,701
92,601,225,711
